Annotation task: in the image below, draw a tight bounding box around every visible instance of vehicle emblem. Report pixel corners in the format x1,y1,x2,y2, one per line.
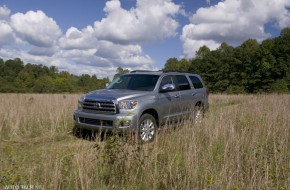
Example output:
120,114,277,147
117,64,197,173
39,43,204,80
96,102,101,108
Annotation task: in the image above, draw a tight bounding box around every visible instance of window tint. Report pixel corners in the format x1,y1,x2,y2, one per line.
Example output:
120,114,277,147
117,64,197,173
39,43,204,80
159,75,175,89
175,75,190,91
189,76,204,89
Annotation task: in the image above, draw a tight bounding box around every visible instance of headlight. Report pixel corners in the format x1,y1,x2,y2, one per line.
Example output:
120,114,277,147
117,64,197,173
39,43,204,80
78,96,85,109
118,100,138,110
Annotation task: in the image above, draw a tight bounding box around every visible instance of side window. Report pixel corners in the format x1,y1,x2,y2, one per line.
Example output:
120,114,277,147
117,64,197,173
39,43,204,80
159,75,175,89
175,75,190,91
189,76,204,89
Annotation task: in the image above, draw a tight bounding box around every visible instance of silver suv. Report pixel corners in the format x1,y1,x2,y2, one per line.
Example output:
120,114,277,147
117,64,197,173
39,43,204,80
74,71,209,143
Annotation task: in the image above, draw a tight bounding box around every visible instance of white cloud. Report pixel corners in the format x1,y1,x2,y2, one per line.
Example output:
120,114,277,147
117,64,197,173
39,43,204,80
0,48,110,78
10,10,62,47
28,46,59,56
47,0,179,75
0,0,182,78
0,5,10,20
181,0,290,58
94,0,180,44
94,40,153,67
0,6,14,46
59,26,97,50
0,21,14,46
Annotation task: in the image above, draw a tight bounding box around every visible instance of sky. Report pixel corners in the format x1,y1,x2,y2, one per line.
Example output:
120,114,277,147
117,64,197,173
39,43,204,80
0,0,290,78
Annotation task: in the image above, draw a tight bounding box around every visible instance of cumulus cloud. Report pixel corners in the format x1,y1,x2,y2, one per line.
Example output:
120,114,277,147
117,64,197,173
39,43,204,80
0,5,10,20
10,10,62,47
0,6,14,46
2,0,183,78
0,47,111,78
181,0,290,58
59,26,97,50
94,40,152,67
94,0,180,44
55,0,181,75
0,21,14,46
28,46,59,56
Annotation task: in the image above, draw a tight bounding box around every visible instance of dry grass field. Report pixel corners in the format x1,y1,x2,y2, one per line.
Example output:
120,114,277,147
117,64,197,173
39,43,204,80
0,93,290,190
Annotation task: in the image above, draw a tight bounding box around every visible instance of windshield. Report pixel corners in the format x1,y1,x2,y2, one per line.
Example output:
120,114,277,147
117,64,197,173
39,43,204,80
107,74,160,91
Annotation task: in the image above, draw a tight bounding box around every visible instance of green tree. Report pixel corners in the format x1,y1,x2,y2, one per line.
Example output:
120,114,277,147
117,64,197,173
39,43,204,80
48,66,58,78
15,70,35,92
3,58,24,82
78,74,91,88
270,79,289,93
113,67,130,79
0,58,4,77
163,57,179,71
231,39,259,92
33,75,55,93
272,28,290,90
53,71,74,93
178,59,190,71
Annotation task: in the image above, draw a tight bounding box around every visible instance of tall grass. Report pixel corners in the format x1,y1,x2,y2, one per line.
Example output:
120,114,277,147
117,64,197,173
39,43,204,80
0,94,290,189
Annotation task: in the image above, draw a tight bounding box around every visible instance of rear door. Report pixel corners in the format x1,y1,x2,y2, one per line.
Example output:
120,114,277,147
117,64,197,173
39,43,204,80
188,75,206,106
175,75,193,115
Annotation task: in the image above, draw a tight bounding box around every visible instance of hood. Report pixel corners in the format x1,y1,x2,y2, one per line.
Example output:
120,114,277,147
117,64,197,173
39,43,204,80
84,89,152,101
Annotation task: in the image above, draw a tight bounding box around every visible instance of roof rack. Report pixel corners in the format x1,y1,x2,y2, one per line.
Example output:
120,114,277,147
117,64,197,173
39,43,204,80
130,70,162,73
130,70,196,74
162,70,195,74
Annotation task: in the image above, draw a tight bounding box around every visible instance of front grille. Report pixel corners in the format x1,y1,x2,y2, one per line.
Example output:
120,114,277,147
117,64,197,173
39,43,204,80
82,99,116,113
79,117,113,127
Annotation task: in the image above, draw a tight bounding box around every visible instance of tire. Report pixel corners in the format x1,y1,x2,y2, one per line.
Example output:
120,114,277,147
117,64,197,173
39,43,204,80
194,104,204,124
73,125,82,136
73,125,92,139
138,114,157,143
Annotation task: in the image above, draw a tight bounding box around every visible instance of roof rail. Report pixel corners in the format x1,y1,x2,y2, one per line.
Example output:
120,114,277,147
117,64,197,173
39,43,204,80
130,70,196,74
162,70,195,74
130,70,162,73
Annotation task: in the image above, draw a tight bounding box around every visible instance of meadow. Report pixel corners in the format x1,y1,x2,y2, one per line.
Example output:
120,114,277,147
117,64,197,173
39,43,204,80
0,93,290,190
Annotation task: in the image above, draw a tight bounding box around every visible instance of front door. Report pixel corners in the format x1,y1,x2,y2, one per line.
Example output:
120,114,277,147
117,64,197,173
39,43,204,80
157,75,181,123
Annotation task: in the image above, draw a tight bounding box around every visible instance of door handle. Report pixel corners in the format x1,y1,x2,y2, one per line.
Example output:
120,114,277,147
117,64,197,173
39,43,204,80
174,94,180,98
192,93,196,96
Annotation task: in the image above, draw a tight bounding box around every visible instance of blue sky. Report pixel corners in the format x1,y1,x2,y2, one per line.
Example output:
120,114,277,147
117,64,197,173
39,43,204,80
0,0,289,78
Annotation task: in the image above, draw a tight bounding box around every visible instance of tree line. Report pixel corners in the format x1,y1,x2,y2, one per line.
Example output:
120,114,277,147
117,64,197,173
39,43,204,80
0,58,109,93
164,28,290,93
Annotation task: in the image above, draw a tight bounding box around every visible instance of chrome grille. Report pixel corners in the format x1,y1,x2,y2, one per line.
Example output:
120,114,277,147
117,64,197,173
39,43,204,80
82,99,116,113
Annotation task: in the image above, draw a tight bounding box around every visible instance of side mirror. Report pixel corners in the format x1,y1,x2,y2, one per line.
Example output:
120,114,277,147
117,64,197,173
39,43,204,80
160,84,175,92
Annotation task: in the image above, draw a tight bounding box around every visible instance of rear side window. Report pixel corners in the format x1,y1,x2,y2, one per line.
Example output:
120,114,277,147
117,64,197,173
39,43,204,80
175,75,190,91
189,76,204,89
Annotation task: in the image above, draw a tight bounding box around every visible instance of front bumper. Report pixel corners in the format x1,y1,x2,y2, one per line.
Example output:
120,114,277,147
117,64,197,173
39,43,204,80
73,109,138,132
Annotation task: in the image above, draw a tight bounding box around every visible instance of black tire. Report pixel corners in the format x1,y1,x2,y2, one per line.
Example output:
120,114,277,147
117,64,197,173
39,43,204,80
73,125,82,137
138,114,157,143
73,125,92,139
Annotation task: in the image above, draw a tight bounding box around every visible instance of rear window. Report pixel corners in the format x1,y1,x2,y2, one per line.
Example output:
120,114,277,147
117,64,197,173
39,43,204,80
175,75,191,91
189,76,204,89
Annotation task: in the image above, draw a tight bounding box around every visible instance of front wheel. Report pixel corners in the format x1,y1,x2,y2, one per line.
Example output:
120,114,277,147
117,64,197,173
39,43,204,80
138,114,157,143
